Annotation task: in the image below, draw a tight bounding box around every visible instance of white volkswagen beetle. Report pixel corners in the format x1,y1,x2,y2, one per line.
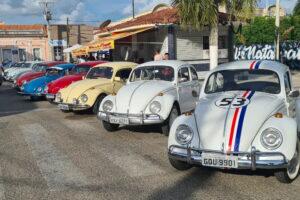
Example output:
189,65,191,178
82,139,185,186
98,60,201,135
168,60,300,183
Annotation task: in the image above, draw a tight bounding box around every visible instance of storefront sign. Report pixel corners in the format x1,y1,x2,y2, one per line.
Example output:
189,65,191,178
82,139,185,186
49,40,67,47
234,42,300,69
88,40,115,52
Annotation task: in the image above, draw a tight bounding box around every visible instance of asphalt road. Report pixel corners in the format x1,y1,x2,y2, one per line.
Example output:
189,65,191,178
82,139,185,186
0,80,300,200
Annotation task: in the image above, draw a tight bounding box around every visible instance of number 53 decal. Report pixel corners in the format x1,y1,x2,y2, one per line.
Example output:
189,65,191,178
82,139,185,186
215,97,250,108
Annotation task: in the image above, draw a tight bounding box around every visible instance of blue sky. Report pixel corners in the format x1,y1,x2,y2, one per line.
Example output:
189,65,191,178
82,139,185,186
0,0,297,25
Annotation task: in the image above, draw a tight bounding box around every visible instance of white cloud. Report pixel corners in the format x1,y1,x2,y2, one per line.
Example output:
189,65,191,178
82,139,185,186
123,0,171,15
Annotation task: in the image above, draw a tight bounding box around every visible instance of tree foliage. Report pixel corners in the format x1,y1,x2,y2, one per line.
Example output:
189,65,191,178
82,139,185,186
235,16,300,45
294,0,300,16
171,0,257,30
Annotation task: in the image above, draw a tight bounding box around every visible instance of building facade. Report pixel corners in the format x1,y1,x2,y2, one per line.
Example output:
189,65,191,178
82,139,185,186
88,5,230,70
49,24,94,61
0,24,50,63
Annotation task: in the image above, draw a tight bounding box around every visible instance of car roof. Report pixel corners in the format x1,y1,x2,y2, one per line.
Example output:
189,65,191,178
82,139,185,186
214,60,289,75
137,60,189,71
77,61,107,67
94,61,138,70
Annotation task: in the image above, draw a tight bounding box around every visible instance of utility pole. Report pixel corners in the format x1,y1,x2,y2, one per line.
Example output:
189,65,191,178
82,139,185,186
275,0,280,61
66,17,71,62
132,0,135,18
38,0,55,61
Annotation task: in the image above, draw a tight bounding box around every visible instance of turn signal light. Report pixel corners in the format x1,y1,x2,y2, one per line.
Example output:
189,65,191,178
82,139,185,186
157,92,164,96
184,111,193,116
274,113,283,118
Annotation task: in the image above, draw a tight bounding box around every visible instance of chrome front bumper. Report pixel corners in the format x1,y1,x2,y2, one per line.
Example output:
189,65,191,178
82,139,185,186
57,103,90,111
168,145,288,170
98,111,164,125
18,92,44,97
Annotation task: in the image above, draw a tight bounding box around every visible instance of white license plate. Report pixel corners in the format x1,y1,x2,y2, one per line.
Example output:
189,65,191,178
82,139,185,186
46,94,55,99
201,153,238,168
58,104,69,111
109,116,129,125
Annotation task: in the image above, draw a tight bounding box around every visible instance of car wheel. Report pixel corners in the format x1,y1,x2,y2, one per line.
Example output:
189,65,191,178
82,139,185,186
161,105,179,136
92,95,106,114
169,156,192,171
30,96,39,101
47,99,55,104
102,121,119,132
275,139,300,183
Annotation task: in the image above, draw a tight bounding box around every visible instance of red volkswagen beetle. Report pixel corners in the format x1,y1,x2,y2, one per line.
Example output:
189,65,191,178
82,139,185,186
45,61,106,102
16,61,66,90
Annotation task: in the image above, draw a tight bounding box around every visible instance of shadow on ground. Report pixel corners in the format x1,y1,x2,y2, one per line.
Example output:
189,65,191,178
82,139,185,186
0,82,38,117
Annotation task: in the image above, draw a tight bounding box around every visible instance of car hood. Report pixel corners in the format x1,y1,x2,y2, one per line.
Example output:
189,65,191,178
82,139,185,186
23,75,58,93
19,71,44,82
115,81,174,113
61,78,111,101
47,74,82,94
195,91,285,152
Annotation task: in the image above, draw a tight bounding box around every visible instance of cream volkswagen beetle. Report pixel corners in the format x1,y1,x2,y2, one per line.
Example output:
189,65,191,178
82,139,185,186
55,62,137,114
168,60,300,183
98,60,201,135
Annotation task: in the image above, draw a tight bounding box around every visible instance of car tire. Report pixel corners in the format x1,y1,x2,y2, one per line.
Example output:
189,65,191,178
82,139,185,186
169,156,192,171
102,121,119,132
30,96,39,101
275,139,300,183
47,99,55,104
161,104,179,136
92,94,106,114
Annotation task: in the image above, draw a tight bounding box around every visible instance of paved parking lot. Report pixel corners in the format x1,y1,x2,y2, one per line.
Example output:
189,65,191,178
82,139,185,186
1,73,300,200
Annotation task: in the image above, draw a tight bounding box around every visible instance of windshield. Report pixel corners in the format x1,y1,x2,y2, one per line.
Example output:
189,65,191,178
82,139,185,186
33,65,48,72
70,65,91,75
130,66,174,82
46,68,61,76
86,67,113,79
22,63,32,68
12,63,23,68
205,69,281,94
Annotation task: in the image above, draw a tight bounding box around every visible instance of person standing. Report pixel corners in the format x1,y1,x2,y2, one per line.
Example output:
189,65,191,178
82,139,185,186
163,53,169,60
154,50,163,61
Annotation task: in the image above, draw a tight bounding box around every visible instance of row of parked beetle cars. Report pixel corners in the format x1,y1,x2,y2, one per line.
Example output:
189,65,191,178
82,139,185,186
2,59,300,184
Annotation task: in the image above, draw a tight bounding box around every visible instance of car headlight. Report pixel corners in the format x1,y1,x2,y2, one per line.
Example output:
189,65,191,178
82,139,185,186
149,101,161,114
102,100,113,112
175,125,194,145
80,94,88,103
37,87,42,92
260,128,283,150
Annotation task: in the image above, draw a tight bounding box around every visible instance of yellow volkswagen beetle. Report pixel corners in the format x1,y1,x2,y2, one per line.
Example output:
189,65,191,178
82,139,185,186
55,62,137,114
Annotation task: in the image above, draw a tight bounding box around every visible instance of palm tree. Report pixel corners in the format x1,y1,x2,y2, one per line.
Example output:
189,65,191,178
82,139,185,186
172,0,257,69
294,0,300,16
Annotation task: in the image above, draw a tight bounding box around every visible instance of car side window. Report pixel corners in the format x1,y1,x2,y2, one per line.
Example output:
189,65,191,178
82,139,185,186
178,67,190,83
284,72,292,94
116,68,132,81
190,67,198,81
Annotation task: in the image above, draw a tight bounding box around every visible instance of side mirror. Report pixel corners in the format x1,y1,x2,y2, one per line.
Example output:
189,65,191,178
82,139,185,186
114,77,121,82
178,77,188,83
289,90,300,98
